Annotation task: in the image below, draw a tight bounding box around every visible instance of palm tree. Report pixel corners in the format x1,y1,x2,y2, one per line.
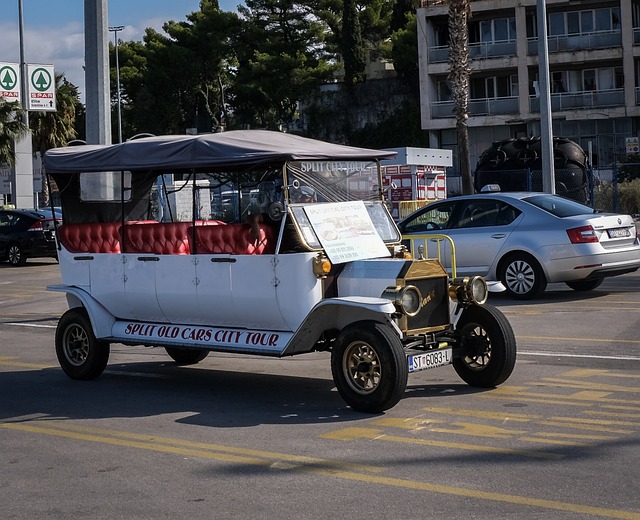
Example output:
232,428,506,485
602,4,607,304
448,0,474,194
0,99,28,167
30,73,81,156
30,73,81,206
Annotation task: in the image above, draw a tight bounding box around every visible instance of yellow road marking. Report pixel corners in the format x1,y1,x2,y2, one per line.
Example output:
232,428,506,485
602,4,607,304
420,406,539,422
536,378,640,393
482,386,640,409
538,421,633,435
0,356,52,369
370,418,527,439
586,410,640,419
3,420,639,519
320,427,561,460
1,420,383,474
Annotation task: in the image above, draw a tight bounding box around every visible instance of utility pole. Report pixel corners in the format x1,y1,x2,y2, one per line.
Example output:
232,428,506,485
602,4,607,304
537,0,555,194
13,0,34,209
109,26,123,143
85,0,112,145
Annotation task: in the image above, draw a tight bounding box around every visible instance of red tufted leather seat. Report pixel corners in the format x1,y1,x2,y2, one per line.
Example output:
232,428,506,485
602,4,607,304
57,223,122,253
122,222,192,254
192,223,276,255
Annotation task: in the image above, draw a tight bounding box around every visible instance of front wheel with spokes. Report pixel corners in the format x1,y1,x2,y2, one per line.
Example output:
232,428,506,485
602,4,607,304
453,304,516,388
331,321,408,413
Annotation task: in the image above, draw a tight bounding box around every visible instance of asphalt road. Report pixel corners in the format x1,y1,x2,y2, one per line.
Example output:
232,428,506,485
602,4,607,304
1,259,640,520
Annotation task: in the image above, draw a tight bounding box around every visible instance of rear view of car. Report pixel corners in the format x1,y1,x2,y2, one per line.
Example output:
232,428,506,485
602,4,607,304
0,209,58,266
399,193,640,299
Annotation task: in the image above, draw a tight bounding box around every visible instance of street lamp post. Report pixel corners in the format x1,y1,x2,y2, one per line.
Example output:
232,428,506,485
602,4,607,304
109,25,124,143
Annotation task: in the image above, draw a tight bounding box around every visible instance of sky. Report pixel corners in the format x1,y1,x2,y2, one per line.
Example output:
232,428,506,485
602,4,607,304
1,0,239,101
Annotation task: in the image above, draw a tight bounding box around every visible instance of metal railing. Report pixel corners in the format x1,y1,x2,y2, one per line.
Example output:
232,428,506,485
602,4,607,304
431,96,519,118
402,233,457,279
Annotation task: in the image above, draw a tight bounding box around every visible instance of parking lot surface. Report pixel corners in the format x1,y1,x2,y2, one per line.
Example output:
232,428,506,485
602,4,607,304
1,260,640,519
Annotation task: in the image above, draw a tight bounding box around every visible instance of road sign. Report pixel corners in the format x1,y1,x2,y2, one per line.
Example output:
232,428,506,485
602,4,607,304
0,62,22,104
27,64,56,112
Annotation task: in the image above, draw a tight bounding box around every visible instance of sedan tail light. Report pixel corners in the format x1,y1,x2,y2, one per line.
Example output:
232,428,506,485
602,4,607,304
27,219,53,232
566,225,599,244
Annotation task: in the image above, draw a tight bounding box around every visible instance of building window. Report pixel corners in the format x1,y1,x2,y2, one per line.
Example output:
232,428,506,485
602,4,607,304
548,8,620,37
470,75,517,99
471,17,516,44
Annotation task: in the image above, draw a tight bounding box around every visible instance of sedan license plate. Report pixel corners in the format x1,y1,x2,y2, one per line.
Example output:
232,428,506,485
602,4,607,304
408,348,452,373
607,228,631,239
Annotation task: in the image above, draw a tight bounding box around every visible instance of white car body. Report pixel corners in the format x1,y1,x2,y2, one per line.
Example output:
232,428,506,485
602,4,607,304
43,130,517,412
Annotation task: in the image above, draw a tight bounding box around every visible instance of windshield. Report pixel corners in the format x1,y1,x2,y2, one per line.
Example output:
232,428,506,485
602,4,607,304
523,194,596,217
286,160,382,203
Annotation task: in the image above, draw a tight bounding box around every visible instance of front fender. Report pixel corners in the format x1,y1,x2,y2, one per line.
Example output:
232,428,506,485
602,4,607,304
281,296,400,356
47,284,116,339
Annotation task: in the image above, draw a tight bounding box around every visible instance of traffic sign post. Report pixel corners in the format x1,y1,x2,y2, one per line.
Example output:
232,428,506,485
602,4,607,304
27,64,56,112
0,62,22,104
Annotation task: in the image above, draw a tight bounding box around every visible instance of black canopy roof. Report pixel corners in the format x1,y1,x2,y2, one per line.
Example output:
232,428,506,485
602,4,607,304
44,130,397,174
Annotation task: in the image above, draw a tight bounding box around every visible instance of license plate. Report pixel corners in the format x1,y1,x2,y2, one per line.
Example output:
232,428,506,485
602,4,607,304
607,228,631,238
408,348,452,373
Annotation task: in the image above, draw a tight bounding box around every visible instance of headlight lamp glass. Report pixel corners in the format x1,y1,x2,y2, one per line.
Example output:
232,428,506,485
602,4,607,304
399,285,422,316
470,276,488,304
449,276,488,304
382,285,423,316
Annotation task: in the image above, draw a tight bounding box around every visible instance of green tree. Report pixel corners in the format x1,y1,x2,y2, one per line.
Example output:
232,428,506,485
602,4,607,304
109,40,147,139
341,0,366,86
30,73,81,155
111,0,238,136
0,99,28,167
233,0,334,129
390,12,418,91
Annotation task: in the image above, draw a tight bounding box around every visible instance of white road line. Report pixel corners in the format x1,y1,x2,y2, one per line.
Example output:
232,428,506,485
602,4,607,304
519,351,640,361
5,323,56,329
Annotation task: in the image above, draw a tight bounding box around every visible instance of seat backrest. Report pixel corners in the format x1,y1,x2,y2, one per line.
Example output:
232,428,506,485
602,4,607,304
57,223,121,253
122,222,191,254
192,223,276,255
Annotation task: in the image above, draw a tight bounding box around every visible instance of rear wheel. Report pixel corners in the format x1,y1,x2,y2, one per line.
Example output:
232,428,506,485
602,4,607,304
331,321,408,413
7,243,26,266
453,304,516,388
55,308,110,380
565,279,603,292
500,253,547,299
165,347,209,365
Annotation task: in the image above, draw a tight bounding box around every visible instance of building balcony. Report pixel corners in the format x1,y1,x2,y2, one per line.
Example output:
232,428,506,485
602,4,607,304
428,41,517,64
431,96,519,118
527,31,621,54
529,89,624,112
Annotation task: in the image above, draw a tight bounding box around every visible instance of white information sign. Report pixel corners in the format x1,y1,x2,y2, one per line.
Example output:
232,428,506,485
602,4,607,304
0,62,21,104
303,201,390,264
27,64,56,111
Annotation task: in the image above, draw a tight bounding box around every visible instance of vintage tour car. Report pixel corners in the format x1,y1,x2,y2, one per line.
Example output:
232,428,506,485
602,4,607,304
43,130,516,412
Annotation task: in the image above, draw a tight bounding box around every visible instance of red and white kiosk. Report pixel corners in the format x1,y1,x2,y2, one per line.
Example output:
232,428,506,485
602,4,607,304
382,147,452,220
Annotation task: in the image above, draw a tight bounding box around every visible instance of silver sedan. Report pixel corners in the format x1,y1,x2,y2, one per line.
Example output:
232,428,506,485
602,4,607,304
397,192,640,299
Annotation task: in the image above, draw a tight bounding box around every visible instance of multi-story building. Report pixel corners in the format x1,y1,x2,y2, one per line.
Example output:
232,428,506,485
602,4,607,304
417,0,639,172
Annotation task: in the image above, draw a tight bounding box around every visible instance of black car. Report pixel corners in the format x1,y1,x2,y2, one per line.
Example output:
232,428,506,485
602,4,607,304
0,209,59,266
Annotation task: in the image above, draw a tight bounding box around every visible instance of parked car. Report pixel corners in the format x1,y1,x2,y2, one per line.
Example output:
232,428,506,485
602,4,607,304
0,208,58,266
398,192,640,299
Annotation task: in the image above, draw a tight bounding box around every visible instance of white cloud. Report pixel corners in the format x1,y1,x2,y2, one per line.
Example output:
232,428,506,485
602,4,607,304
0,16,181,103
